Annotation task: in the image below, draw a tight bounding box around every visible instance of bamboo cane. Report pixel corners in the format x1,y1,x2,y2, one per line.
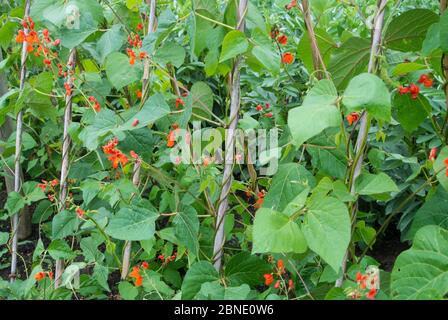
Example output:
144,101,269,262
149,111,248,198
10,0,31,283
55,48,77,288
335,0,388,288
212,0,248,272
120,0,156,280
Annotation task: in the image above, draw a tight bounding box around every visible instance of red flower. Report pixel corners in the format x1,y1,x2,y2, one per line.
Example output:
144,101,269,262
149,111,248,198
286,0,297,10
346,112,360,126
288,279,294,290
43,58,51,66
158,255,165,262
34,272,46,281
132,119,139,127
141,261,149,269
265,103,270,109
444,158,448,177
277,260,284,272
366,288,377,300
38,180,47,192
53,39,61,46
136,89,142,99
264,274,274,286
264,112,273,118
64,83,72,97
282,52,294,64
418,74,433,87
108,152,129,169
277,35,288,45
409,83,420,99
274,280,281,289
398,85,409,95
76,207,85,218
50,179,59,187
256,104,263,111
136,23,143,31
16,30,26,43
129,266,143,287
429,148,437,161
167,130,176,148
175,98,185,109
47,271,54,279
127,48,136,65
139,51,147,59
356,271,368,289
130,150,139,160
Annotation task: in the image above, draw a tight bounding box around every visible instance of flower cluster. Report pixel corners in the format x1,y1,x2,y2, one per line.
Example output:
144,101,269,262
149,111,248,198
255,103,272,117
167,123,180,148
126,24,147,65
398,74,433,100
88,96,101,112
282,52,294,65
346,112,360,126
129,261,149,287
263,260,294,292
38,179,59,202
158,252,177,265
285,0,297,10
175,98,185,109
102,138,129,169
346,271,379,300
34,270,53,282
254,190,266,209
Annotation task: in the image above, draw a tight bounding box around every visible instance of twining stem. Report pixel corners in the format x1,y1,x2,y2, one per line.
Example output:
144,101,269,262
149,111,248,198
300,0,329,80
10,0,31,283
335,0,388,288
55,48,77,289
120,0,156,281
212,0,248,272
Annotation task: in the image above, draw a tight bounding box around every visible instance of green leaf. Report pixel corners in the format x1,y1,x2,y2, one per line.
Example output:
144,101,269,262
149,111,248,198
105,52,141,90
288,79,340,147
97,24,126,64
173,207,199,257
190,81,214,120
328,37,371,90
297,28,336,74
407,186,448,239
219,30,249,62
52,210,79,239
154,42,186,68
392,63,426,76
0,232,9,246
48,239,76,260
93,264,110,292
355,173,399,196
343,73,391,122
301,197,351,272
224,252,271,286
263,163,316,212
393,92,432,132
441,11,448,52
385,9,439,52
118,281,139,300
195,282,251,300
252,208,307,254
391,225,448,299
433,146,448,192
422,23,440,56
5,192,25,216
181,261,219,299
105,205,158,241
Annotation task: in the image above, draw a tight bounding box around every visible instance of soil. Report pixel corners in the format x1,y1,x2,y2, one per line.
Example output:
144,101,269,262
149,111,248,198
366,226,410,272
